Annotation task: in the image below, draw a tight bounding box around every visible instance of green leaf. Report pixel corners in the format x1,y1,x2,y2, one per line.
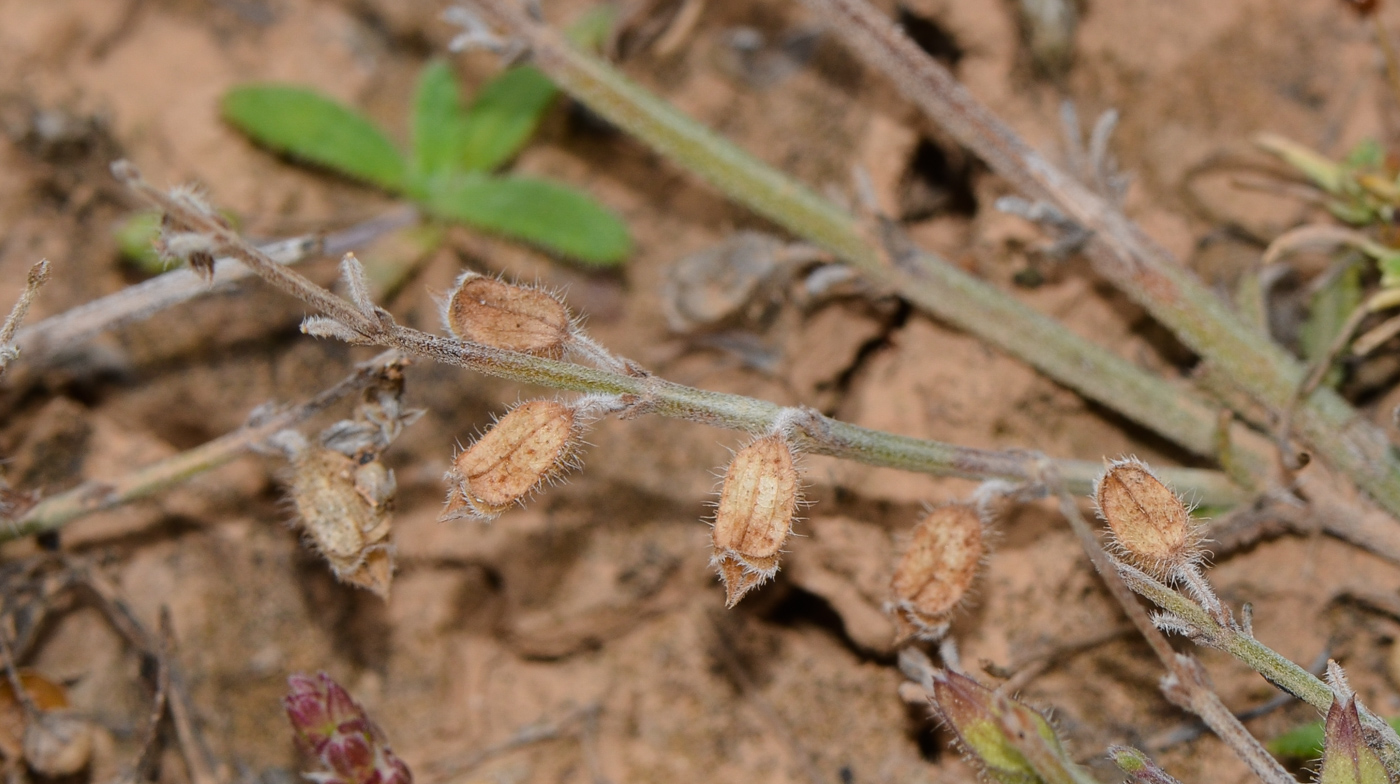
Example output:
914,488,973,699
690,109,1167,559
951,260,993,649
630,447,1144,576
457,67,558,173
1300,260,1362,388
412,61,469,180
114,210,164,274
1344,138,1385,169
1268,715,1400,759
223,85,407,191
421,174,630,265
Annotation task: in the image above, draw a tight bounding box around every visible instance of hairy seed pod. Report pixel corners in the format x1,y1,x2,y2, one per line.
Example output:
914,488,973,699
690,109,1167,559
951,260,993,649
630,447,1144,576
288,446,397,598
888,504,984,641
443,272,571,358
1094,457,1199,579
711,433,800,607
445,400,580,521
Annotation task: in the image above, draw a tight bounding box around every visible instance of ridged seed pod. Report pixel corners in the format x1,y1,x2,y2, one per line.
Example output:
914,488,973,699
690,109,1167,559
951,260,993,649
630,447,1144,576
442,272,571,358
444,400,580,521
1094,458,1201,580
710,433,801,607
888,504,984,641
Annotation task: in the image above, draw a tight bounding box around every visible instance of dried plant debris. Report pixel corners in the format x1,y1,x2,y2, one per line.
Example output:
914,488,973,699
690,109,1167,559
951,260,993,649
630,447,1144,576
0,669,92,778
274,377,423,598
709,432,802,607
661,232,829,333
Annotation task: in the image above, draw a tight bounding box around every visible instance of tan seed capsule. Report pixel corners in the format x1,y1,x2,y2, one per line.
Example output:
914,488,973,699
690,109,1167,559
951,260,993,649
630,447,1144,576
444,273,570,358
288,446,397,598
889,504,984,641
1094,457,1198,579
446,400,578,521
711,433,800,607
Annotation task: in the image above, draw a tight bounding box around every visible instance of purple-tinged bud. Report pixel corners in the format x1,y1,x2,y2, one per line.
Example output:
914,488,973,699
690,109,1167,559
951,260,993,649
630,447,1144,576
929,670,1095,784
284,673,412,784
1320,697,1388,784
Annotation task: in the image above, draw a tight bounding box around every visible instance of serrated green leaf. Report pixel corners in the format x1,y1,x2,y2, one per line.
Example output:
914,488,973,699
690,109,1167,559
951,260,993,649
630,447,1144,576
412,60,469,180
1300,260,1362,388
223,85,407,191
422,174,630,265
458,66,558,173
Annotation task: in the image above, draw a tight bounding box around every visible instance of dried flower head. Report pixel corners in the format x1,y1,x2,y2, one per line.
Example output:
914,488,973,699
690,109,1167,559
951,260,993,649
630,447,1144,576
888,504,985,641
284,672,412,784
710,433,801,607
1094,457,1201,580
443,399,583,521
287,443,397,598
442,272,571,358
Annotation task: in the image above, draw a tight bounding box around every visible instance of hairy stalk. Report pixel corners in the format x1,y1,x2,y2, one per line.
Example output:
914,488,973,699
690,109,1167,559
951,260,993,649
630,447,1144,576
1121,564,1400,770
13,207,418,367
798,0,1400,521
0,259,51,376
457,0,1267,483
1044,471,1294,784
3,351,406,540
110,162,1244,509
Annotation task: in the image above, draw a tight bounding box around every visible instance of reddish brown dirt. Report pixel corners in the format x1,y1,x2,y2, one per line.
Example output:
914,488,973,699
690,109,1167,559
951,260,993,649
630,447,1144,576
3,0,1400,782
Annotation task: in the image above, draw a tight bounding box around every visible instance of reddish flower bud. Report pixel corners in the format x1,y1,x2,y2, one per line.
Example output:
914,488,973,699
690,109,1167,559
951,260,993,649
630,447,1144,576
284,673,412,784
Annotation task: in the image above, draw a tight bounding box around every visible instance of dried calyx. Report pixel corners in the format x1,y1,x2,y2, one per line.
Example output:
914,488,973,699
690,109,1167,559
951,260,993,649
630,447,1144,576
443,398,597,521
279,378,423,598
888,503,986,641
710,432,802,607
929,669,1093,784
1094,457,1203,582
442,272,573,358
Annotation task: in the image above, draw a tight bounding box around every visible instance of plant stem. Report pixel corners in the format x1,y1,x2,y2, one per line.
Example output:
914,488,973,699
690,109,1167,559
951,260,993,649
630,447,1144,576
1120,563,1400,771
110,162,1245,510
0,259,51,377
13,207,418,367
1045,475,1295,784
3,351,406,541
799,0,1400,521
459,0,1268,483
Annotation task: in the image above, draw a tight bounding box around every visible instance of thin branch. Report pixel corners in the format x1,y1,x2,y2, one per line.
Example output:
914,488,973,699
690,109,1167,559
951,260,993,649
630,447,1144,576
456,0,1269,482
0,259,52,376
1120,562,1400,770
109,162,1245,513
2,350,406,541
1041,468,1295,784
798,0,1400,524
12,207,417,368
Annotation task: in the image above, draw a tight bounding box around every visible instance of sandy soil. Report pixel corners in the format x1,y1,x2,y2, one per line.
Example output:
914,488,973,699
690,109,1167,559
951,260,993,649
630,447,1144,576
2,0,1400,782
